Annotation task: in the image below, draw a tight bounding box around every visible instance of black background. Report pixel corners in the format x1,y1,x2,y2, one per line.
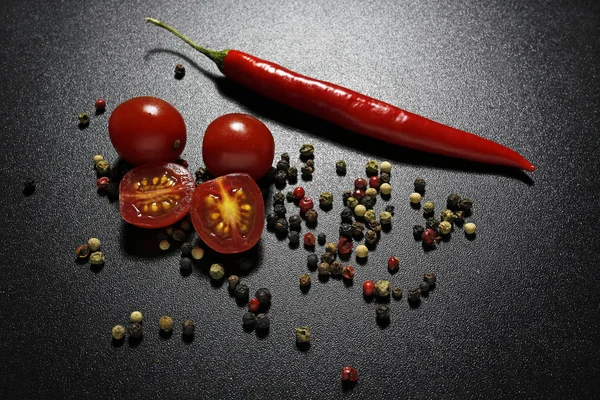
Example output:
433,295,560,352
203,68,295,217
1,0,599,399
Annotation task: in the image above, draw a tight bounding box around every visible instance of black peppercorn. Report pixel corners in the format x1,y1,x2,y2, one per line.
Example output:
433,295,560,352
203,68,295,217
242,312,257,329
288,231,300,245
299,273,312,288
320,252,335,265
180,257,193,274
351,221,365,236
273,191,286,205
300,144,315,159
380,172,391,184
408,288,421,303
458,198,473,214
360,195,376,209
453,211,465,225
367,220,382,233
414,177,426,193
342,190,352,206
301,165,313,178
447,194,461,210
384,205,395,216
289,214,302,231
280,152,290,163
419,281,430,295
266,166,278,181
277,159,290,172
340,207,353,223
180,243,193,258
255,288,271,308
423,272,437,286
256,313,270,330
426,217,440,231
174,63,186,78
274,218,289,235
318,262,330,277
182,320,195,336
307,253,319,269
266,213,277,230
194,167,211,184
128,322,143,339
412,225,425,239
287,166,298,182
305,159,314,169
23,178,36,196
275,170,288,185
304,209,318,226
235,283,250,302
286,191,294,202
325,242,337,255
392,287,403,300
317,233,326,245
336,160,347,175
273,204,287,217
339,223,352,238
330,261,343,277
376,305,391,320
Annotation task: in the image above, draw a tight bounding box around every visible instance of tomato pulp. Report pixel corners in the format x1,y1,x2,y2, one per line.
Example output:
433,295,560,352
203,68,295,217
190,173,264,254
119,162,195,228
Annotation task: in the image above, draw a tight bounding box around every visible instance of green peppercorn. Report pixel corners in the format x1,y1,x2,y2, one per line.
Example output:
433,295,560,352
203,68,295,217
273,191,286,205
129,322,143,339
355,244,369,258
93,154,104,164
414,177,426,193
78,112,90,125
426,217,440,230
320,252,335,264
95,160,110,175
365,160,379,176
305,159,315,169
209,263,225,280
447,194,461,210
440,209,455,224
330,261,343,277
408,288,421,303
376,304,391,320
280,152,290,162
363,209,377,223
347,197,359,209
325,242,337,256
364,230,378,245
379,183,392,196
300,144,315,158
392,287,403,300
319,192,334,208
351,221,365,236
464,222,477,235
304,209,318,226
228,275,241,291
422,201,435,214
438,221,452,235
374,280,391,297
299,273,312,288
379,211,392,225
112,325,126,340
287,166,298,181
90,251,104,265
318,262,330,276
336,160,347,175
296,326,311,344
423,272,437,286
459,198,474,214
380,172,391,184
182,320,195,336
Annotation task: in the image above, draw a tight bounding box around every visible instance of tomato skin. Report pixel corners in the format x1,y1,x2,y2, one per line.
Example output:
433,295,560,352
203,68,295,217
202,114,274,180
119,162,195,229
109,97,186,166
190,173,265,254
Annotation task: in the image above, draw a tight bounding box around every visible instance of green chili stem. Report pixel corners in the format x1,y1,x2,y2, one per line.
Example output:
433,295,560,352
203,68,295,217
145,17,228,71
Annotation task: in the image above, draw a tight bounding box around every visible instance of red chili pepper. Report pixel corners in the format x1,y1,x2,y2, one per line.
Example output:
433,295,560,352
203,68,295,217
147,18,535,171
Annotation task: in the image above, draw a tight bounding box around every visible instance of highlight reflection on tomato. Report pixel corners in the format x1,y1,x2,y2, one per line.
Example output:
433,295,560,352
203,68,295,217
190,173,264,254
119,162,195,228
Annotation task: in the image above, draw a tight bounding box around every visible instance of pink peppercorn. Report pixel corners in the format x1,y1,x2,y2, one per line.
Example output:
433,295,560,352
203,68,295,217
354,178,367,190
95,99,106,111
97,176,110,191
369,176,380,190
341,366,358,382
387,256,400,271
299,197,314,213
422,228,437,245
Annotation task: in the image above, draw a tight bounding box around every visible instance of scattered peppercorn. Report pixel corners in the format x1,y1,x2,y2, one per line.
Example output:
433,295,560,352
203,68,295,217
408,288,421,303
336,160,347,175
78,112,89,125
363,280,375,296
23,178,36,196
180,257,193,274
320,252,335,265
273,191,286,205
159,316,174,332
318,262,330,277
351,221,365,237
409,192,422,204
362,194,377,209
87,238,101,252
174,63,185,78
354,204,367,217
112,325,126,340
288,214,302,232
387,256,400,272
172,229,186,242
317,232,326,245
355,244,369,258
379,161,392,174
459,198,474,214
368,176,380,191
426,217,441,231
235,283,250,302
248,298,260,313
242,312,257,329
379,211,392,225
130,311,143,323
414,177,426,193
325,242,338,255
413,225,425,239
341,366,358,383
423,272,437,286
75,244,91,259
300,165,313,178
319,192,334,208
304,209,318,226
95,98,106,111
95,160,110,175
447,194,461,210
96,176,110,191
363,209,376,224
342,190,352,206
337,237,353,258
182,320,195,336
299,144,315,158
191,246,204,260
292,187,305,201
330,261,343,277
255,288,271,307
438,221,452,235
277,159,290,172
440,209,455,224
346,196,359,210
275,218,289,235
273,204,287,218
376,304,391,320
209,263,225,280
166,226,175,236
367,220,382,233
454,211,465,225
299,197,314,213
90,251,104,265
266,213,277,231
342,265,355,280
256,314,270,330
226,276,240,292
93,154,104,164
307,254,319,269
128,322,143,339
374,280,391,297
306,159,315,169
266,166,277,182
384,205,395,215
365,160,379,176
421,228,437,246
380,183,392,196
280,152,290,162
352,189,366,201
299,273,312,288
286,191,294,202
392,287,403,300
464,222,477,235
422,201,435,215
354,178,368,191
339,223,352,238
303,232,316,247
288,230,300,245
380,172,391,184
295,326,311,344
275,169,288,185
419,281,430,295
364,229,378,245
180,242,192,258
159,239,171,251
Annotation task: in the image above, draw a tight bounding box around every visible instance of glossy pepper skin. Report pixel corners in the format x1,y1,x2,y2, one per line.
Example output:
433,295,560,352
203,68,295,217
147,18,535,171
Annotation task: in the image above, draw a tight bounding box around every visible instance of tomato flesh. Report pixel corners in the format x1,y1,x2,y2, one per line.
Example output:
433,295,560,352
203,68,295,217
119,162,195,229
190,173,264,254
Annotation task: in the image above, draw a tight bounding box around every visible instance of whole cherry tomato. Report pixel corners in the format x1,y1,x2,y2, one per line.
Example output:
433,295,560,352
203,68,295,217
119,162,195,228
190,173,265,254
109,96,186,166
202,114,274,180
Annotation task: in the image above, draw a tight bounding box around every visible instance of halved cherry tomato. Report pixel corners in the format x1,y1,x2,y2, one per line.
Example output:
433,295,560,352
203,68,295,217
109,96,186,166
190,173,264,254
119,162,195,228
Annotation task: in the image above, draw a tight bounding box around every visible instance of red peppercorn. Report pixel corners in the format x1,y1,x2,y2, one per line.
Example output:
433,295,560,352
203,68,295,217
354,178,367,191
95,98,106,111
303,232,316,247
369,176,380,190
299,197,314,213
337,237,353,257
97,176,110,191
362,280,374,296
248,298,260,313
292,186,305,200
422,228,437,245
342,265,355,280
387,256,400,271
352,189,365,201
341,366,358,382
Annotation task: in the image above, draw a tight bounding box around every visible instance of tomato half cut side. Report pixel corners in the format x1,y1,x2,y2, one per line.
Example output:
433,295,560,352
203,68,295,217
190,173,265,254
119,162,195,229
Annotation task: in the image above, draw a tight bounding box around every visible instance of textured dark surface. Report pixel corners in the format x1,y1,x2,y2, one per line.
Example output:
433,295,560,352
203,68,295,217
1,0,599,399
